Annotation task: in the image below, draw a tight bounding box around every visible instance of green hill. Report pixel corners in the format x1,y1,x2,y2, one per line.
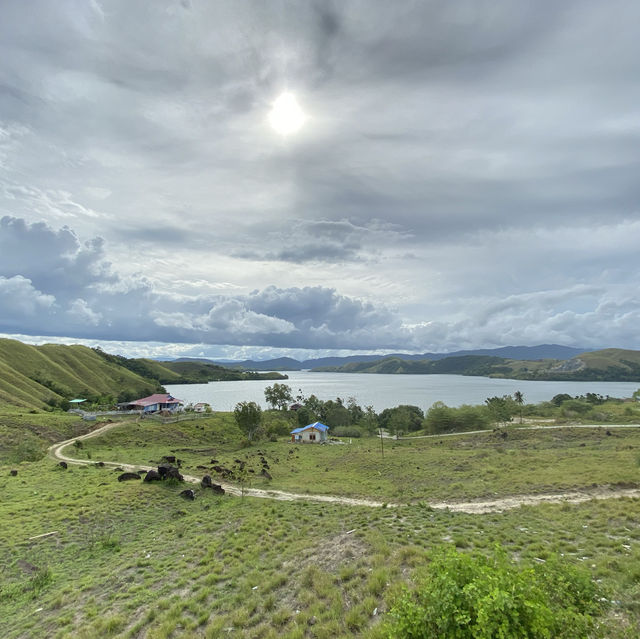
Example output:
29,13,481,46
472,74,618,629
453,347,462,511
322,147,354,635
0,339,163,410
313,348,640,381
92,352,288,384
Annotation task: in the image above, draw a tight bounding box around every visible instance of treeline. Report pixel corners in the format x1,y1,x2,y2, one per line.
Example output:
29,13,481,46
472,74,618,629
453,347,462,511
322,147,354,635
259,383,525,437
257,384,640,438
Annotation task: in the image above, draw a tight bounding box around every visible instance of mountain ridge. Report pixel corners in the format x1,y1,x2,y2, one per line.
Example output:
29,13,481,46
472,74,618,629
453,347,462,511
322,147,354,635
172,344,589,371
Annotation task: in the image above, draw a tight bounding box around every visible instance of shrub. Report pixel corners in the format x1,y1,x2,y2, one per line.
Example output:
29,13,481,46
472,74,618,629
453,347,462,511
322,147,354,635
332,426,363,438
386,546,604,639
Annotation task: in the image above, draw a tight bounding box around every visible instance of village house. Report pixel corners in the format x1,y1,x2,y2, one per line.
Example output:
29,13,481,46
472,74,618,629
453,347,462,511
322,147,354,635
290,421,329,443
120,393,184,413
193,402,210,413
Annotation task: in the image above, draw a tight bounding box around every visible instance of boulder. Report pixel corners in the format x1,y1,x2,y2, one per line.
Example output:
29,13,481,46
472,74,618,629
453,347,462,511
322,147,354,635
158,464,184,481
58,461,68,469
10,469,17,476
95,461,105,467
118,472,141,482
211,483,225,494
201,474,213,488
144,469,162,482
179,489,195,500
161,455,176,463
261,469,272,480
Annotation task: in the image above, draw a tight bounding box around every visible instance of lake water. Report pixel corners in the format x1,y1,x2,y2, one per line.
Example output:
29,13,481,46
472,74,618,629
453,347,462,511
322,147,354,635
166,371,640,413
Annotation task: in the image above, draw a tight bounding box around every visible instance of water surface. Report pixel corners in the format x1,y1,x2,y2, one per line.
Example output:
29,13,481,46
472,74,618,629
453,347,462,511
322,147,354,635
167,371,640,413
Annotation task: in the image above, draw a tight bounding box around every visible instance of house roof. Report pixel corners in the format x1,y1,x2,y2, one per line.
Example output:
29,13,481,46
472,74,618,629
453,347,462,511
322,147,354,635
290,421,330,434
128,393,184,407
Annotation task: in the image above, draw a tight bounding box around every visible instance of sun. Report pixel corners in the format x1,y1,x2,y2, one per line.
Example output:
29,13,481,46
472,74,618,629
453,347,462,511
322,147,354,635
268,92,306,135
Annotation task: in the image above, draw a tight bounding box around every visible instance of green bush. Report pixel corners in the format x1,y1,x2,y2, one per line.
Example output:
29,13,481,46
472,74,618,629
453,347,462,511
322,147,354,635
332,426,363,438
386,546,603,639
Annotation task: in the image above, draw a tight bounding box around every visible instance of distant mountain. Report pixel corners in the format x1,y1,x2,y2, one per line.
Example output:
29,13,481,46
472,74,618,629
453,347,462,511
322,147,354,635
312,348,640,382
177,344,590,371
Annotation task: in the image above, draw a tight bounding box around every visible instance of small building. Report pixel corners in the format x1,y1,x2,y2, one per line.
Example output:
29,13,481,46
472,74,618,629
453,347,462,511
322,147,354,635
193,402,210,413
290,422,329,443
122,393,184,413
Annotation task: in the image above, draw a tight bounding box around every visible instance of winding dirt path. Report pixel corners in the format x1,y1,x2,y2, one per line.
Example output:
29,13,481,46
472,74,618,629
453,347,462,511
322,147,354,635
48,421,640,514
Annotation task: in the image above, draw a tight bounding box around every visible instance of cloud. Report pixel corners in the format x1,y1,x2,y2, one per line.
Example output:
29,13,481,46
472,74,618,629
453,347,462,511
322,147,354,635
2,3,640,355
0,275,55,319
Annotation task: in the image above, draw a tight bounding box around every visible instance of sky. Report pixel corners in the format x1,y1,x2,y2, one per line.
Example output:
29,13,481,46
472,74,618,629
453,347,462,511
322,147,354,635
1,0,639,361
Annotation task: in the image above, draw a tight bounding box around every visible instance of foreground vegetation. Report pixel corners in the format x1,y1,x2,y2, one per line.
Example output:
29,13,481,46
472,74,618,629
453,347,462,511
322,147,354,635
2,393,640,637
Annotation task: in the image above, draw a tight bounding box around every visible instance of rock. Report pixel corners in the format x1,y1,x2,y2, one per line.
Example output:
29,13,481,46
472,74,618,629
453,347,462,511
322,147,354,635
10,469,18,476
179,489,195,500
137,469,146,474
144,469,162,482
158,464,184,481
196,465,208,470
606,430,612,436
261,469,272,480
58,461,68,469
118,472,141,481
161,455,176,463
211,483,225,495
201,474,213,488
95,461,105,467
176,459,183,467
157,463,174,478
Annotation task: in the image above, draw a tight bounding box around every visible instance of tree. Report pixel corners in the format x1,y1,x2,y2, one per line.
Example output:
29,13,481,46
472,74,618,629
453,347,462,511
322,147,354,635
346,396,364,424
233,401,262,441
361,405,379,434
513,390,524,423
379,405,424,433
485,395,515,427
264,383,293,411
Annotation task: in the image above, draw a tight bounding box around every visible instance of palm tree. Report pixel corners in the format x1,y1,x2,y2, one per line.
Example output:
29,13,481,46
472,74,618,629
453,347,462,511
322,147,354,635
513,391,524,423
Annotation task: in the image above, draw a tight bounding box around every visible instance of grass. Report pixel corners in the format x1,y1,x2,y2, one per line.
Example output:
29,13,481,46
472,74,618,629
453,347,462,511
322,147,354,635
81,414,640,502
1,408,639,637
0,339,159,410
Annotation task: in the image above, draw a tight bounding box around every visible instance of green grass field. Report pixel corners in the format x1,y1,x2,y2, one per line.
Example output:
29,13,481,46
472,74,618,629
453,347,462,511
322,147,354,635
1,410,639,637
79,415,640,502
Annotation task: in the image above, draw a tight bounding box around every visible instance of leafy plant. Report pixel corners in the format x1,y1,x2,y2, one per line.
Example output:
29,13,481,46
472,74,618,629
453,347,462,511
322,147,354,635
386,546,604,639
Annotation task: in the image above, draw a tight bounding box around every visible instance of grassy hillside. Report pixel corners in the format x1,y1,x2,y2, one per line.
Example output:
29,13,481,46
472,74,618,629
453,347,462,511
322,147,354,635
0,339,162,410
1,414,638,637
314,348,640,381
94,352,288,384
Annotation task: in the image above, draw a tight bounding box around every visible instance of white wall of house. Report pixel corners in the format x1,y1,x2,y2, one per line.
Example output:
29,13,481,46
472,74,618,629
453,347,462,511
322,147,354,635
299,428,326,442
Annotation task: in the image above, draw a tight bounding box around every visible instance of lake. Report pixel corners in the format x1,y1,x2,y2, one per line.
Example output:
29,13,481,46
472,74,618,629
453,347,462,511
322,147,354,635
166,371,640,413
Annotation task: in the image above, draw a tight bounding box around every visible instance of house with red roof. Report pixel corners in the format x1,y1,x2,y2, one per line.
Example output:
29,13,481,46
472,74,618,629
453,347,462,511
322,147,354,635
121,393,184,413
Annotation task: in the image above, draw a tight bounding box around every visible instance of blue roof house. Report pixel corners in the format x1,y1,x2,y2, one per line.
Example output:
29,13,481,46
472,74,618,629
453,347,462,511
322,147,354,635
290,422,329,443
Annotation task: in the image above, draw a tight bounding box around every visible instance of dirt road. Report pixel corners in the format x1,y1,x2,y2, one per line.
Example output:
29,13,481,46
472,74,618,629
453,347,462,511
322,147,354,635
48,421,640,514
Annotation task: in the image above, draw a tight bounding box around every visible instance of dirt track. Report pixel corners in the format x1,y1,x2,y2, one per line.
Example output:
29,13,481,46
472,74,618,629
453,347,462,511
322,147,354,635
48,421,640,514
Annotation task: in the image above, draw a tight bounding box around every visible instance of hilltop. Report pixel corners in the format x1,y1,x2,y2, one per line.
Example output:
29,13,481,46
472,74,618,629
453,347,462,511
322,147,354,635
312,347,640,381
0,339,162,410
0,339,286,410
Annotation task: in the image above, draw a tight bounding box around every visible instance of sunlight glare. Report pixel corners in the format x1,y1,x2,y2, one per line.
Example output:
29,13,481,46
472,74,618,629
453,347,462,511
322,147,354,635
268,92,306,135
